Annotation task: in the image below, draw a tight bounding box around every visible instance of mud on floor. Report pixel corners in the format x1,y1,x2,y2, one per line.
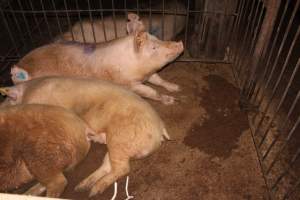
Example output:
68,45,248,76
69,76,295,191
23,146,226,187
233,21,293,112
21,62,267,199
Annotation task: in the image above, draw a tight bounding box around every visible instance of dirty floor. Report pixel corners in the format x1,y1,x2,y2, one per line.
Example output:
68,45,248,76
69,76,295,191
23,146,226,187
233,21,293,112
19,62,267,199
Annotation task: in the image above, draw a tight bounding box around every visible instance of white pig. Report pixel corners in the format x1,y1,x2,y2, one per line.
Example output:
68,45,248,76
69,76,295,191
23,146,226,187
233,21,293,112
60,3,186,42
0,104,92,197
11,27,184,105
0,76,170,197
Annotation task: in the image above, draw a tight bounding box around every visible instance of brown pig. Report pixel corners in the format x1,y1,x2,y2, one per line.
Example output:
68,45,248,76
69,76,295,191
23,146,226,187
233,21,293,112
1,76,170,197
11,26,184,105
0,104,92,197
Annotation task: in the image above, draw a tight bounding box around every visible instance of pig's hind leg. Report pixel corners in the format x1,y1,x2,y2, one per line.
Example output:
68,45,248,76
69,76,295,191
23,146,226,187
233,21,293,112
88,153,130,197
148,73,180,92
75,153,111,192
131,83,176,105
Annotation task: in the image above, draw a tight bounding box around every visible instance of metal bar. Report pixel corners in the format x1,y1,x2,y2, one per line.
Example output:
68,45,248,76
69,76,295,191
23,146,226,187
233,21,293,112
283,175,300,200
63,0,74,41
2,9,237,16
87,0,97,43
161,0,165,40
40,0,53,39
258,58,300,147
16,0,34,45
262,91,300,160
255,0,299,110
232,0,251,69
271,148,300,191
266,117,300,175
0,9,20,57
111,0,117,39
75,0,86,43
28,0,43,38
51,0,63,36
253,25,300,137
248,116,275,200
251,0,293,104
149,0,152,32
239,2,265,91
99,0,107,42
173,0,178,37
183,0,190,48
136,0,140,16
235,0,259,77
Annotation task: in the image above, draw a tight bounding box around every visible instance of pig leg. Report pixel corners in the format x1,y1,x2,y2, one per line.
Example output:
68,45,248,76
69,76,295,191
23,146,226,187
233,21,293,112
89,154,130,197
45,173,68,197
131,84,175,105
75,153,111,191
24,183,46,196
148,73,180,92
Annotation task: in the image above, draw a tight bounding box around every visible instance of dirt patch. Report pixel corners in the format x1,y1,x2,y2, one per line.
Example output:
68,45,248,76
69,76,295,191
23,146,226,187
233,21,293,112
184,75,249,158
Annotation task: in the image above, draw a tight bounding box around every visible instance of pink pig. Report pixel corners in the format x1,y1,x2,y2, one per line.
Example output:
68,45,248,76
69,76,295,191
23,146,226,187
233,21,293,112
11,15,184,105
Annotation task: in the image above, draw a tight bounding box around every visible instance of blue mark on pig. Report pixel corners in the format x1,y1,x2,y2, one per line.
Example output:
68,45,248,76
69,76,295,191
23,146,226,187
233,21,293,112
16,71,27,81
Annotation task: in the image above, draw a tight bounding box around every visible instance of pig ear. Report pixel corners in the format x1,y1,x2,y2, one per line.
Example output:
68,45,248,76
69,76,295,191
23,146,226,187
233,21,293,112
11,65,29,82
127,13,145,35
134,31,148,51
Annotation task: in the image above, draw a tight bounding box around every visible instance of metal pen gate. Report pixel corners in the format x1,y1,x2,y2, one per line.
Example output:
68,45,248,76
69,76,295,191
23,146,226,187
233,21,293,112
0,0,299,199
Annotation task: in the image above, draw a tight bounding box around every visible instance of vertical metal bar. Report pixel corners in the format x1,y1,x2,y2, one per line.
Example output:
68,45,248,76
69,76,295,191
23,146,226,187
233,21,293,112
251,0,293,104
16,0,34,44
235,0,257,76
87,0,97,43
124,0,128,30
40,0,53,39
161,0,165,40
111,0,117,39
232,0,250,66
239,2,264,90
28,0,42,38
173,0,178,37
75,0,86,43
233,0,246,68
149,0,152,32
183,0,190,49
5,1,26,51
63,0,74,41
0,9,20,57
266,117,300,174
255,0,299,109
99,0,107,42
136,0,140,16
253,25,300,137
271,148,300,190
51,0,63,37
283,175,300,200
262,91,300,160
258,58,300,147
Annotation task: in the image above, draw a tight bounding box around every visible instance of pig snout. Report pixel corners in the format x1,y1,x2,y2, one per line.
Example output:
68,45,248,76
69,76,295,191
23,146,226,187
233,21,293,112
167,41,184,57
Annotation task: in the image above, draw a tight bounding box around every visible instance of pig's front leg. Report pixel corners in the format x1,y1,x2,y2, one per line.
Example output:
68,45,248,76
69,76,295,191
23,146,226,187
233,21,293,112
131,83,175,105
147,73,180,92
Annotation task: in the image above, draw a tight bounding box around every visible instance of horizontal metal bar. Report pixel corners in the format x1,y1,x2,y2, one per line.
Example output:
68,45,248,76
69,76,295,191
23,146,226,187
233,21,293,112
1,9,238,16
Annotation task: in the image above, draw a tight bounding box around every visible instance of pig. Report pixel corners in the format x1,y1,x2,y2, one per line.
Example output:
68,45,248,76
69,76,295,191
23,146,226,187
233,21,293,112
11,27,184,105
60,3,186,43
0,76,170,197
0,104,92,197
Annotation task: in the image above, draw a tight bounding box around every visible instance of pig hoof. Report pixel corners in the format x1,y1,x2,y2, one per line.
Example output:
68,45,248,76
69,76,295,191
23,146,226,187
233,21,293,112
166,84,181,92
75,179,94,192
161,95,175,105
